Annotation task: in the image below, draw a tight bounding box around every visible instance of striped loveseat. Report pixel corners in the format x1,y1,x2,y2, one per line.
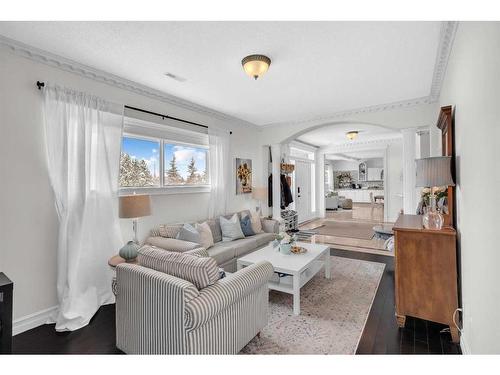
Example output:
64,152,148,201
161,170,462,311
115,247,274,354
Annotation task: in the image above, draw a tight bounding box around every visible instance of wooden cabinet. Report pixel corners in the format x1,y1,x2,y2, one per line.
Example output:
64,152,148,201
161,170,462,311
393,214,459,343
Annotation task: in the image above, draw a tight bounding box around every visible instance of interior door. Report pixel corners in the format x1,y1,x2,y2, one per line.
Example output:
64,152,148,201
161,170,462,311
294,160,312,223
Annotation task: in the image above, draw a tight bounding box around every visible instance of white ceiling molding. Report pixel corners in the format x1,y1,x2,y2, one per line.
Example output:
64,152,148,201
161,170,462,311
0,21,457,129
319,135,402,154
429,21,458,101
265,96,432,128
262,21,458,129
0,35,258,130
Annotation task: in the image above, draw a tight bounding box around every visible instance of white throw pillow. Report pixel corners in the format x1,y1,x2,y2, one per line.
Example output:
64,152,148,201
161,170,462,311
250,212,263,234
219,214,245,242
195,222,215,250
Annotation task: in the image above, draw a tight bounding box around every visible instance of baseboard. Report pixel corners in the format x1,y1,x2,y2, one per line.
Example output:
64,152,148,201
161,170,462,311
13,306,58,336
460,331,470,354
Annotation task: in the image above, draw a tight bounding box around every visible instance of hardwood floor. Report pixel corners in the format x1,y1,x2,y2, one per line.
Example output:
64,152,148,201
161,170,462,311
10,248,461,355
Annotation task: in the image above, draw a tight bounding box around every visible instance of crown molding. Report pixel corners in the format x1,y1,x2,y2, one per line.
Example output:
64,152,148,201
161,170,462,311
319,134,402,154
0,35,258,130
1,21,458,129
262,21,458,128
263,96,433,128
429,21,458,101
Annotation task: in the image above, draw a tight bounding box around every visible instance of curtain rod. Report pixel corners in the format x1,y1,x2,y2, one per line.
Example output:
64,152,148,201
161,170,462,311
36,81,232,134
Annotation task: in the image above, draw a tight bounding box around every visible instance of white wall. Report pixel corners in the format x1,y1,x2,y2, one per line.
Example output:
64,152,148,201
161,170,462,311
435,22,500,354
0,47,261,323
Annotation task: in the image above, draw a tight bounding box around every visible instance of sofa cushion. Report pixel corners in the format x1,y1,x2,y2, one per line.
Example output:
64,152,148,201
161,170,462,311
232,238,258,257
195,222,214,249
176,223,201,243
220,214,245,242
145,236,200,252
138,246,219,290
240,215,255,237
250,212,264,234
157,223,183,238
207,242,236,265
253,232,276,247
206,218,222,243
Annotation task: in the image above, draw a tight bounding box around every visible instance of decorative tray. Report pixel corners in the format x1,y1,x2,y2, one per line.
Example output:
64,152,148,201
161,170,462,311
291,246,307,254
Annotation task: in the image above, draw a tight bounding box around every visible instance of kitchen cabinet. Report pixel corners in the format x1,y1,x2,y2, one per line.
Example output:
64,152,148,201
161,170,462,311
335,189,384,203
367,168,383,181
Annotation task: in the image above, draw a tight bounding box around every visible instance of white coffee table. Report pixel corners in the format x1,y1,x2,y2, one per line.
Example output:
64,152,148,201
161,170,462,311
237,242,330,315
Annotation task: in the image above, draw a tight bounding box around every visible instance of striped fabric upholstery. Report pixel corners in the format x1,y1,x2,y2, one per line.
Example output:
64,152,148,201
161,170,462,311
185,261,274,329
185,247,210,258
115,263,199,354
115,260,273,354
138,246,219,290
158,223,183,238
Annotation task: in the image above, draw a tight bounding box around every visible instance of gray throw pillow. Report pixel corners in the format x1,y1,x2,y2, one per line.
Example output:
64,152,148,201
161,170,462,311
176,223,201,244
240,214,255,237
219,213,245,242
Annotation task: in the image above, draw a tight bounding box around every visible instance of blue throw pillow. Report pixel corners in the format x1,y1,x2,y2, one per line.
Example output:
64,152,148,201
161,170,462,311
176,223,201,244
240,214,255,237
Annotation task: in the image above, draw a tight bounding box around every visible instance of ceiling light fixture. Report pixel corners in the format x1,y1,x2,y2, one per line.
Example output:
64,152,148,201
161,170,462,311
242,54,271,80
346,131,359,141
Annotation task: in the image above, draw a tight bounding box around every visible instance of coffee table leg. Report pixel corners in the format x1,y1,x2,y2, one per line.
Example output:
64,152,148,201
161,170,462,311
293,274,300,315
324,250,331,279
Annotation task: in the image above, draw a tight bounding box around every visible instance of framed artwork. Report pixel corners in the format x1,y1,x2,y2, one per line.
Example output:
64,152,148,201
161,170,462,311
236,158,252,194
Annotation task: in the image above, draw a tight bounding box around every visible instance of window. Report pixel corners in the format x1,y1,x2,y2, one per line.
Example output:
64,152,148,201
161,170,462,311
120,131,209,192
120,137,160,187
164,144,208,185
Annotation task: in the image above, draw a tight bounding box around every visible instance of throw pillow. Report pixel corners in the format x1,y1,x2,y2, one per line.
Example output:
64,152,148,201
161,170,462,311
138,246,219,290
206,218,222,243
195,222,214,249
176,223,201,244
250,212,263,233
219,213,245,242
240,214,255,237
158,223,183,238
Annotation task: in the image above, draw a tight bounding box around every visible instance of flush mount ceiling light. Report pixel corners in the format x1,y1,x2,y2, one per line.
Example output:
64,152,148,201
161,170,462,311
242,54,271,80
346,131,359,141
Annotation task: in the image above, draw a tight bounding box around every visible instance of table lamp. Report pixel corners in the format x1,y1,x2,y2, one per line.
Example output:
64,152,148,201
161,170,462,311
119,194,151,260
415,156,455,230
252,187,268,216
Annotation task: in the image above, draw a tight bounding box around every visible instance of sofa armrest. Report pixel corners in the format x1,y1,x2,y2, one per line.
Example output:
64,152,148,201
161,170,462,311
185,247,210,258
261,218,280,234
145,236,200,252
185,261,274,330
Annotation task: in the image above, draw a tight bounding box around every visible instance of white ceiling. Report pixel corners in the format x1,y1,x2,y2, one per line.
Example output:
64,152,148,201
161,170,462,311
0,21,442,126
297,123,400,147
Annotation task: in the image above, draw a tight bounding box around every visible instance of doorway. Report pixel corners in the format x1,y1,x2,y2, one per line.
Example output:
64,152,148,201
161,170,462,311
294,159,315,223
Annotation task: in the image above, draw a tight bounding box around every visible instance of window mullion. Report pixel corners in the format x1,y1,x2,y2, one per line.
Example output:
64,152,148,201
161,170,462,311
160,139,164,187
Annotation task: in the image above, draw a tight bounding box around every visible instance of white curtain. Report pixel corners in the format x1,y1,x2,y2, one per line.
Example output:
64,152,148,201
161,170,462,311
208,127,230,218
43,84,124,331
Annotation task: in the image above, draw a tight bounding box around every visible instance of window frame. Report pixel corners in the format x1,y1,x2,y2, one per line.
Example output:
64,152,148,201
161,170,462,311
119,129,210,196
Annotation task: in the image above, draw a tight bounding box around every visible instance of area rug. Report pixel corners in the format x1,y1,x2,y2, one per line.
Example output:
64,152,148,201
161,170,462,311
313,221,375,240
240,256,385,354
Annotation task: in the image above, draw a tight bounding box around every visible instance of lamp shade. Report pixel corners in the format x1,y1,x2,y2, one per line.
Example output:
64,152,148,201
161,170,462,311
252,187,268,201
415,156,455,188
119,194,151,218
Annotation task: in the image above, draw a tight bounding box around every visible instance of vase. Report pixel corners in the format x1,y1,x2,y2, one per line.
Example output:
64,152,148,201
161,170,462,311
279,243,291,255
422,195,444,230
119,240,140,261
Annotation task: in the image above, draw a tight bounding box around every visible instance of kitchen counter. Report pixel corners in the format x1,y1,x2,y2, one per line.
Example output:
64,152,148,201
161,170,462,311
334,189,384,203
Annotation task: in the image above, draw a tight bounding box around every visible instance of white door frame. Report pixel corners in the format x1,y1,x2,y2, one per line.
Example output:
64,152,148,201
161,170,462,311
290,156,316,223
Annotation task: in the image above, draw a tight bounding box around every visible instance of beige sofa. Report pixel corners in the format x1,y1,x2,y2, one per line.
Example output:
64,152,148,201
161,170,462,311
145,210,279,272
